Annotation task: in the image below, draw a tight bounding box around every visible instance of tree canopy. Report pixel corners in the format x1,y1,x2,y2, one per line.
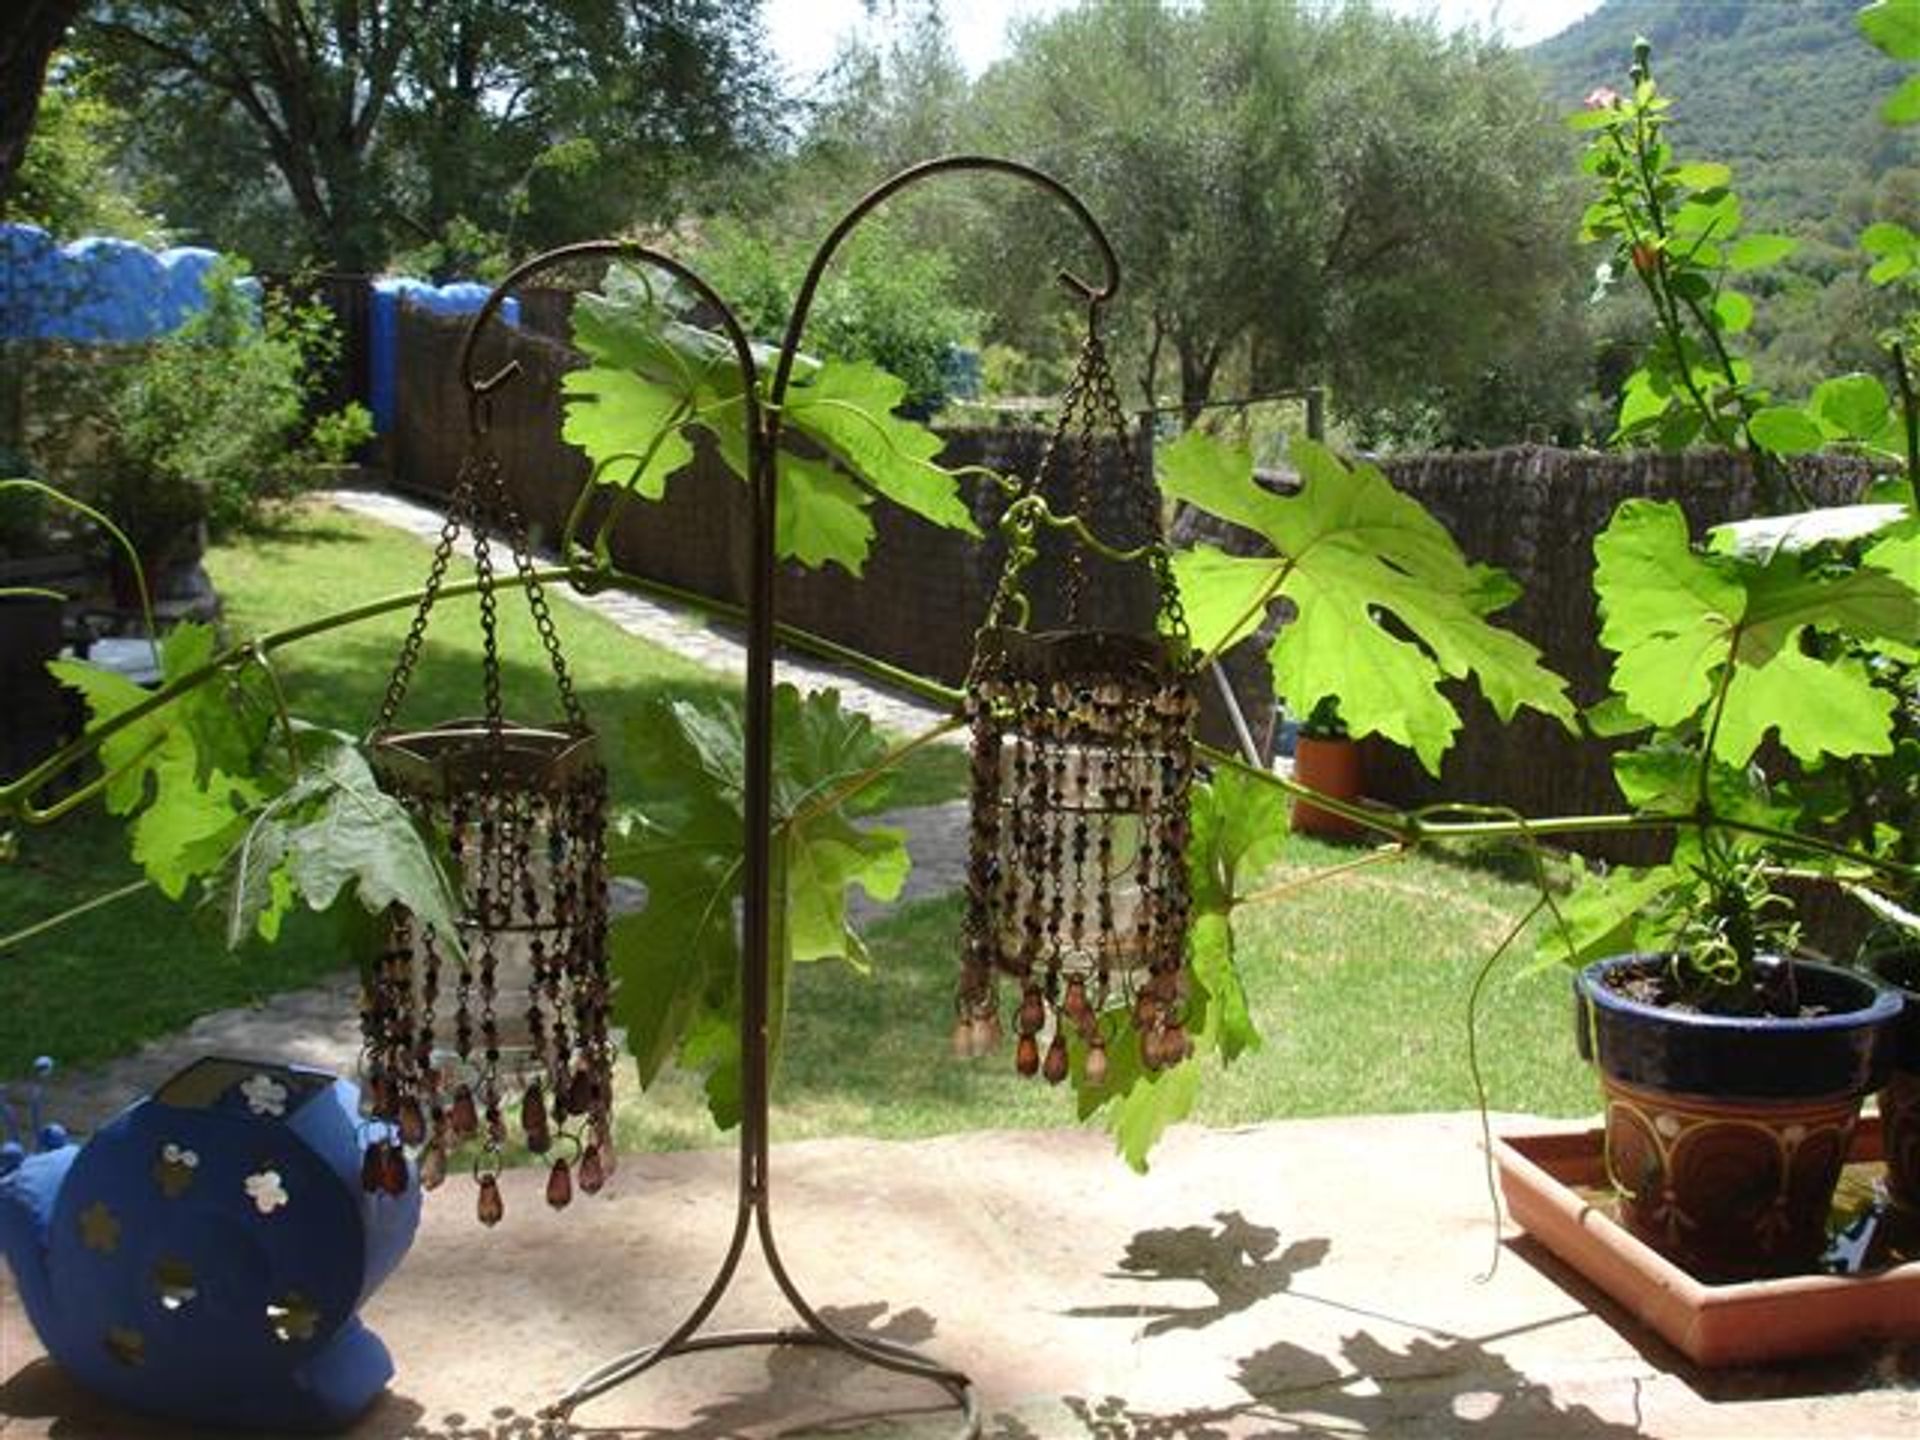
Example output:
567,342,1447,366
75,0,783,272
963,0,1580,424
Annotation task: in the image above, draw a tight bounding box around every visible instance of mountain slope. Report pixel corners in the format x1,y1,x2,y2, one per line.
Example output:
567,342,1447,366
1527,0,1915,240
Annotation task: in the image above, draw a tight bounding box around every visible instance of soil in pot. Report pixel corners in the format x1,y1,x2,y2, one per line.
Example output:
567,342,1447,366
1870,949,1920,1213
1575,952,1902,1282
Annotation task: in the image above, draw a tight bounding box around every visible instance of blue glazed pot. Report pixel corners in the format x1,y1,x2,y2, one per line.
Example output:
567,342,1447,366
1574,954,1901,1280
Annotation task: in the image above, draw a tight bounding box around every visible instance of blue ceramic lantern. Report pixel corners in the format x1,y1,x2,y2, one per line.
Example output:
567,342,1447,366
0,1057,419,1432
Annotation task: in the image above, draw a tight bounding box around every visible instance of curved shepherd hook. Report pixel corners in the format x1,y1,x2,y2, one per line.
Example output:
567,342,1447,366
454,157,1120,1438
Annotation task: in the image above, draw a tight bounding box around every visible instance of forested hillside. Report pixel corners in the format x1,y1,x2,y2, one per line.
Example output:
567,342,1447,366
1530,0,1919,398
1529,0,1914,241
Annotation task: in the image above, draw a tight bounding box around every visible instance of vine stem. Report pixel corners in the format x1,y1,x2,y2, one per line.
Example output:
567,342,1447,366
0,878,150,955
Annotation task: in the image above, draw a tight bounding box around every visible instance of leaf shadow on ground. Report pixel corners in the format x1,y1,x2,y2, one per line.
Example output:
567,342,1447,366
385,1303,962,1440
1061,1210,1329,1337
985,1209,1644,1439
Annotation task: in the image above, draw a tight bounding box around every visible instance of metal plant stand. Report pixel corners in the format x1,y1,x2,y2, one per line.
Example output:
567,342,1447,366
452,157,1120,1436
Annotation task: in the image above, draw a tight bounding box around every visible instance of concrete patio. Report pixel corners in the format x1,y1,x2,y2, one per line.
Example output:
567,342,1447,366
5,1112,1917,1438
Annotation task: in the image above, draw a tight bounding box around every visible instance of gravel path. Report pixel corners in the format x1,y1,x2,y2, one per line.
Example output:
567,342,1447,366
31,491,972,1135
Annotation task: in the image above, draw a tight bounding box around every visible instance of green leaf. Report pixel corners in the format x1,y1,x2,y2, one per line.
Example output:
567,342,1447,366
1861,0,1920,60
1188,912,1260,1066
781,360,979,538
1535,861,1684,968
1726,234,1797,272
775,451,874,573
1596,500,1919,767
1870,253,1918,286
1885,72,1920,125
1717,638,1896,764
1109,1051,1201,1174
1712,290,1753,334
1811,373,1892,440
1187,766,1289,914
1670,161,1731,190
559,367,695,499
1160,434,1572,774
278,743,464,938
1748,406,1826,456
1862,220,1919,257
606,685,910,1130
1593,501,1744,728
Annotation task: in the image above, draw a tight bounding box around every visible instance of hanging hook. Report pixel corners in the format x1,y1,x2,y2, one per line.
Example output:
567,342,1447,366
454,239,763,443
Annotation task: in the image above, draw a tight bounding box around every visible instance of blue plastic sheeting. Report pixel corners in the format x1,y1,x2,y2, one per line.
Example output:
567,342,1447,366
367,279,517,434
0,224,229,342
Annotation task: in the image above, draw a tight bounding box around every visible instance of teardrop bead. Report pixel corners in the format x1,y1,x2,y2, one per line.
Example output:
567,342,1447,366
398,1098,427,1147
360,1142,384,1194
579,1145,606,1195
476,1174,504,1227
450,1087,479,1138
950,1017,974,1060
1042,1033,1069,1086
545,1159,573,1210
380,1144,410,1196
970,1014,1002,1058
520,1086,551,1153
419,1143,448,1191
1015,1034,1040,1078
1084,1042,1108,1087
567,1068,595,1116
1017,988,1046,1036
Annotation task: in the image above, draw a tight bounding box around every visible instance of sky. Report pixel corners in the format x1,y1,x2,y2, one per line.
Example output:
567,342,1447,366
763,0,1607,87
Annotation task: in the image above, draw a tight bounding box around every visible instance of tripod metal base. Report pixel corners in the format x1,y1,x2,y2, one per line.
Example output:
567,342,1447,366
539,1194,979,1436
544,1326,979,1435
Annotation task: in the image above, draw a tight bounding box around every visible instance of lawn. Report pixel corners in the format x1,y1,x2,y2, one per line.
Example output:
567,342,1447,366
612,834,1599,1158
6,500,1596,1139
1,500,963,1076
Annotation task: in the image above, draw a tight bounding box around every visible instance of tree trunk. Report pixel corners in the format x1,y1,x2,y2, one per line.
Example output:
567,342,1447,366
0,0,85,213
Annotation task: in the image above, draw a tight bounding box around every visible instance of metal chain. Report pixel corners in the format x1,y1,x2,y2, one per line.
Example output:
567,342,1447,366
481,457,588,730
472,488,505,729
375,458,481,731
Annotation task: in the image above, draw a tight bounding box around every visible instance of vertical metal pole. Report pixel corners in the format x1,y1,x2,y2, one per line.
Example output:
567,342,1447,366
1306,386,1326,442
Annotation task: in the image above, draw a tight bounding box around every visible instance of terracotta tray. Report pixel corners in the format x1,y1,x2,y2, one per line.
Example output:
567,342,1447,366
1494,1118,1920,1367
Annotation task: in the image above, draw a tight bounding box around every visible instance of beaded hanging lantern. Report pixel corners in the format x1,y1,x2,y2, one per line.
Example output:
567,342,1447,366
361,449,614,1225
956,319,1199,1086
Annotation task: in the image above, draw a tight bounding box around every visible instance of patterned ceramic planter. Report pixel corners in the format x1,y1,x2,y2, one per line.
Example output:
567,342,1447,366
1575,954,1902,1281
1869,950,1920,1212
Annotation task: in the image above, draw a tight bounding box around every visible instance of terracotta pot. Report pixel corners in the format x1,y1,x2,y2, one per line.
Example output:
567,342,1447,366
1869,949,1920,1211
1289,735,1363,839
1574,953,1901,1281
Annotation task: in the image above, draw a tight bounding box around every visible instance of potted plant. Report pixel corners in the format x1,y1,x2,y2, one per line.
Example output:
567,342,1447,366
1289,696,1364,839
1556,24,1918,1281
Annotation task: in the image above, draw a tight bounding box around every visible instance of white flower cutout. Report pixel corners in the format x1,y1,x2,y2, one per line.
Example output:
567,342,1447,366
245,1169,289,1215
241,1074,288,1118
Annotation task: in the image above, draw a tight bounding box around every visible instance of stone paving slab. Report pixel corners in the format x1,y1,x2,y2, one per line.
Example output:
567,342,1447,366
5,1114,1917,1438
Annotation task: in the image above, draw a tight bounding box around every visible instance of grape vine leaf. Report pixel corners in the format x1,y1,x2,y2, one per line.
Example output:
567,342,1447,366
1071,766,1286,1169
1595,500,1918,764
1161,432,1573,774
605,685,912,1128
49,624,270,899
560,268,974,577
217,738,464,949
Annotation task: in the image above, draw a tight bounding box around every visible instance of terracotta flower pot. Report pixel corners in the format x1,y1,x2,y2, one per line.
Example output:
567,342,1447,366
1574,953,1902,1281
1289,735,1363,839
1869,949,1920,1212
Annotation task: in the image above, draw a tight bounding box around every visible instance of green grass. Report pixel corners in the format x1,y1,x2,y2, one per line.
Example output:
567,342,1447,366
613,834,1600,1157
1,500,963,1076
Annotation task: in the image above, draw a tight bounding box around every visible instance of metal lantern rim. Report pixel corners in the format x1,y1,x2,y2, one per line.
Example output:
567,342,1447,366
367,718,600,795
